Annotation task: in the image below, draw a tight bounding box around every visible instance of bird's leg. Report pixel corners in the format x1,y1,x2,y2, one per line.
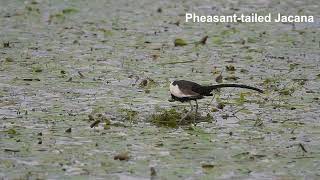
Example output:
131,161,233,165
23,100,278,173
205,94,216,115
179,101,193,124
194,100,198,124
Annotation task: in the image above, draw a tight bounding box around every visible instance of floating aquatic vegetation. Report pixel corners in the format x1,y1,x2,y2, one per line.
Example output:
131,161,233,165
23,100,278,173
150,108,213,127
119,108,138,122
138,78,157,89
62,8,79,14
114,151,130,161
89,113,111,128
5,57,14,62
150,108,181,128
174,38,188,46
211,36,223,45
226,65,236,72
32,66,43,73
224,75,239,81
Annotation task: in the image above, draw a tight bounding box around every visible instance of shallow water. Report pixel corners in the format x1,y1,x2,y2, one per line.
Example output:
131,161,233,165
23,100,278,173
0,0,320,179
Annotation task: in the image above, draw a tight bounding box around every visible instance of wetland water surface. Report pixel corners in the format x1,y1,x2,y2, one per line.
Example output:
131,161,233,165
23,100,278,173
0,0,319,179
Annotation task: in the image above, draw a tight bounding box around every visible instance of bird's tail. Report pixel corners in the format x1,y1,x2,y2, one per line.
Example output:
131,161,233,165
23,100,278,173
203,84,263,94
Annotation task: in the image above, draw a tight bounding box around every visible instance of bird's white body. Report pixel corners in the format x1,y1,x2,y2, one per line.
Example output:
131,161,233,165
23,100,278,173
170,82,193,98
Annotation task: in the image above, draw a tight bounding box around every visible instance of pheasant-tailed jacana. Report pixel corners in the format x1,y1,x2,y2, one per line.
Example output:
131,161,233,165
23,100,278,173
169,80,263,123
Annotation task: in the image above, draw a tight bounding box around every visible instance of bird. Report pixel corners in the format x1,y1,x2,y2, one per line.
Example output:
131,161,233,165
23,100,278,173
169,80,264,123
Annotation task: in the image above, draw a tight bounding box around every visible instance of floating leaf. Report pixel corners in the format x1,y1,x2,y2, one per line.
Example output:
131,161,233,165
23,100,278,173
114,152,129,161
7,129,17,135
174,38,188,46
62,8,79,14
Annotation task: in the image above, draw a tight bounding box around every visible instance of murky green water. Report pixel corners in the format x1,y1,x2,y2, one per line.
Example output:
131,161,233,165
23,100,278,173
0,0,319,179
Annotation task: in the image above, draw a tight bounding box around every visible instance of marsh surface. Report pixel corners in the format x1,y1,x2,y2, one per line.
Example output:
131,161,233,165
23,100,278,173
0,0,319,179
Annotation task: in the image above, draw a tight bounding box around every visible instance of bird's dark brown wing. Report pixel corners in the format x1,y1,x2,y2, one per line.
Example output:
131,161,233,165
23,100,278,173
173,80,202,96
